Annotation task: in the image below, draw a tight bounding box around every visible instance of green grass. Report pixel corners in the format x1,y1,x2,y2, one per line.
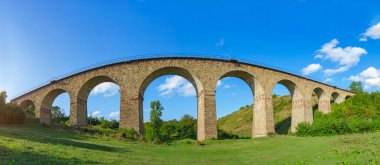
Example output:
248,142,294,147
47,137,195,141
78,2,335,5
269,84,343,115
1,124,380,164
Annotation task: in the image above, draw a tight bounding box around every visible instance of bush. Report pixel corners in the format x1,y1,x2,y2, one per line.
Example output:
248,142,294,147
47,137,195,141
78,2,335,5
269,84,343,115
118,128,139,141
296,93,380,136
0,103,25,124
218,129,239,139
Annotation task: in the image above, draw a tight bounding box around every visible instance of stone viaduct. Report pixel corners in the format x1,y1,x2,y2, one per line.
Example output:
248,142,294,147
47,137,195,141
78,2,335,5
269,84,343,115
11,57,354,141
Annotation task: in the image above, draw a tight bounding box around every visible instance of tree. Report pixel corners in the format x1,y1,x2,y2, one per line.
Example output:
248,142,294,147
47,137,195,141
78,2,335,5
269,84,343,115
51,106,65,121
349,81,364,94
150,101,164,135
0,91,7,108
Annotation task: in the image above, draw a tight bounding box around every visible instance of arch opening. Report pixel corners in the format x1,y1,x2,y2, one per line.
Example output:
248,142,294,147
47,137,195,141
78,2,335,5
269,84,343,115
76,76,120,127
272,81,293,135
216,70,255,139
40,89,70,125
331,92,340,104
140,67,201,140
313,87,329,114
20,100,35,116
345,95,351,100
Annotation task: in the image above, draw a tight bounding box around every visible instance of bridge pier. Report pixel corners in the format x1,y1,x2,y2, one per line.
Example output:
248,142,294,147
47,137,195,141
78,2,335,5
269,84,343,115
318,94,331,114
197,90,218,141
70,96,88,127
39,106,51,125
120,91,144,134
253,86,275,137
290,89,308,133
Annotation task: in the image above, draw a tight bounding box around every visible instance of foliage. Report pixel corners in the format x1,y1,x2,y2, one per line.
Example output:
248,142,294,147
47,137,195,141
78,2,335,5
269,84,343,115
150,101,164,136
217,129,239,139
0,91,25,124
0,91,6,107
100,119,119,129
87,116,119,129
88,116,102,125
145,100,168,143
159,114,197,140
296,92,380,136
0,103,26,124
349,81,364,94
51,106,67,123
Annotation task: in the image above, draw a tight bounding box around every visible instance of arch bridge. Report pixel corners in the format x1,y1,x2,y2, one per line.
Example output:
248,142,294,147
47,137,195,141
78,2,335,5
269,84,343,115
11,55,354,141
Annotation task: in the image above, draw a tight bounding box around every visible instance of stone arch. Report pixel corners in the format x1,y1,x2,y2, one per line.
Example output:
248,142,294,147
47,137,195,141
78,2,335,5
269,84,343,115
139,66,206,139
218,70,256,95
313,87,330,114
73,75,120,126
272,79,304,133
20,99,35,112
139,67,203,96
345,95,351,100
40,88,71,125
331,92,341,104
216,70,265,138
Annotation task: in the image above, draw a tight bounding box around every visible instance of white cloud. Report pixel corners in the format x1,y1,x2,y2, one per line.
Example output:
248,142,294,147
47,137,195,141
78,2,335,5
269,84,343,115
177,82,196,96
216,38,225,46
216,80,232,89
324,66,350,76
348,75,362,82
315,39,367,76
359,37,368,42
222,84,231,89
324,78,333,83
301,63,322,75
217,80,222,87
360,23,380,41
109,111,120,120
157,76,196,97
90,111,101,117
91,82,119,97
348,67,380,89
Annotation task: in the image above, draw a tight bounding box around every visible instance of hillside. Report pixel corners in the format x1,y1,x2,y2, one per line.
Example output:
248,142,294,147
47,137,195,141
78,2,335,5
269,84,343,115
218,95,318,137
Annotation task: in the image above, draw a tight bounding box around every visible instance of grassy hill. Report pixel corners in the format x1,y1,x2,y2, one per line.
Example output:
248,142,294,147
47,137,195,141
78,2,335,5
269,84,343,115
218,95,318,137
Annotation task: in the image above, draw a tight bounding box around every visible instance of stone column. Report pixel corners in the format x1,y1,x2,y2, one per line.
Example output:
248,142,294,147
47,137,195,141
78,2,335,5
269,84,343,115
335,97,344,104
290,89,306,133
253,86,275,137
303,95,313,124
39,105,51,125
35,104,41,119
120,89,143,134
197,89,217,141
318,94,331,114
70,96,88,127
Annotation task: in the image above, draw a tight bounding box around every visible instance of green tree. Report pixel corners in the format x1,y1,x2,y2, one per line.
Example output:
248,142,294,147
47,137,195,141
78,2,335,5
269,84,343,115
0,91,7,108
51,106,65,121
150,101,164,136
349,81,364,94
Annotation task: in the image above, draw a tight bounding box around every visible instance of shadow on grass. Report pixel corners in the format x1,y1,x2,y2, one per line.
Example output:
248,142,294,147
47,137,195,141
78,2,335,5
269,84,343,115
0,145,100,164
275,117,291,135
0,126,124,153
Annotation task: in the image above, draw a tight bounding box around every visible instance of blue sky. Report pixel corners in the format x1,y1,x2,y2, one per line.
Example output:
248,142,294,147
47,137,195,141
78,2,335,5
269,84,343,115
1,0,380,120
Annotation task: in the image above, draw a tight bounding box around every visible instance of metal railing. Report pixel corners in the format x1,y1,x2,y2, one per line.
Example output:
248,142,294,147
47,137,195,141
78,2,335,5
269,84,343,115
11,53,345,100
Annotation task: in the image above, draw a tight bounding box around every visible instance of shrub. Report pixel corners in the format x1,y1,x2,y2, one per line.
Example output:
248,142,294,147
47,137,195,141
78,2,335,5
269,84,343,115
118,128,139,141
0,103,25,124
218,129,239,139
296,93,380,136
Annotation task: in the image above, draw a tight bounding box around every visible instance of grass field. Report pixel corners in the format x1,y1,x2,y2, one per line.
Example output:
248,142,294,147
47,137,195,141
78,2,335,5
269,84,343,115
1,124,380,164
